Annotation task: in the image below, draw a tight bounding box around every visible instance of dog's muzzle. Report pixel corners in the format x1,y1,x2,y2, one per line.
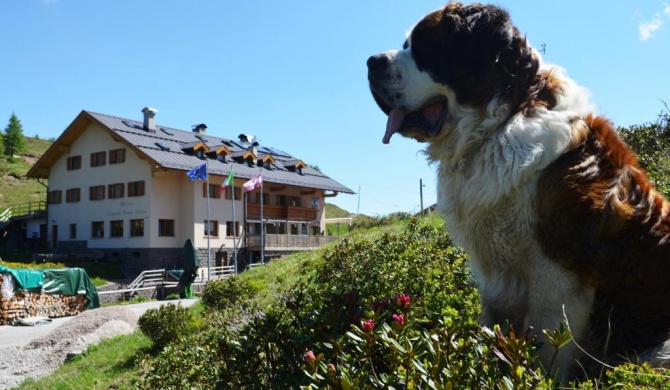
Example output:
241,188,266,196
367,54,448,144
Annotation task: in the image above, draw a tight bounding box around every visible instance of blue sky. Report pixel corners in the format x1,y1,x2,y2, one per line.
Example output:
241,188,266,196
2,1,669,216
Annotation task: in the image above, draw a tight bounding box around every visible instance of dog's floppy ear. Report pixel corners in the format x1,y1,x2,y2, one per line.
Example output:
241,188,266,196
496,29,539,106
440,3,539,108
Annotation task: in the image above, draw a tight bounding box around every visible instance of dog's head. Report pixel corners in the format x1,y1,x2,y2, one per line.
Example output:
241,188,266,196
368,3,539,144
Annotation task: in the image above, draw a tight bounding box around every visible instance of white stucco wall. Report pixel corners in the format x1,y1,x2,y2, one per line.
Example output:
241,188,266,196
188,176,246,251
47,124,151,248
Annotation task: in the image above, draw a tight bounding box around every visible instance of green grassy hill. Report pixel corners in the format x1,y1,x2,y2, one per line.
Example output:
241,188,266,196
0,136,51,210
324,202,352,218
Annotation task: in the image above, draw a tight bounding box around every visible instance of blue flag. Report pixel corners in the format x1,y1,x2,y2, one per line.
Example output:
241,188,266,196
186,163,207,181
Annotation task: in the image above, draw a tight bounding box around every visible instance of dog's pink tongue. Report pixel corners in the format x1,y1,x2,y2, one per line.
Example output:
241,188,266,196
383,108,405,144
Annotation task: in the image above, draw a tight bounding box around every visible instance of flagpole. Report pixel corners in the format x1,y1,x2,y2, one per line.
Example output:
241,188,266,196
206,160,211,281
231,168,238,275
260,169,264,264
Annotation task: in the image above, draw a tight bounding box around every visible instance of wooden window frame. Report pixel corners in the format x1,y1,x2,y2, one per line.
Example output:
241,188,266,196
226,221,240,237
89,185,106,201
128,181,145,197
66,155,81,170
108,183,125,199
109,148,126,165
91,221,104,238
47,190,62,204
90,151,106,167
224,186,241,201
110,220,124,238
158,219,175,237
65,188,81,203
204,219,219,237
203,183,221,199
130,219,144,237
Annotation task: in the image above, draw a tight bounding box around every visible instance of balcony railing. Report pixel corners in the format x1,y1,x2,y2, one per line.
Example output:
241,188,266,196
247,204,317,221
3,201,47,221
246,234,337,249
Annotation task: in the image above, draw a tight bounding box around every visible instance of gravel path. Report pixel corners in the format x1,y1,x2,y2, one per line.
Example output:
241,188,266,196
0,300,197,389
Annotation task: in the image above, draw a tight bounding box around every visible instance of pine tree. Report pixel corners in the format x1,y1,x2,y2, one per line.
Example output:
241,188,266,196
3,112,26,161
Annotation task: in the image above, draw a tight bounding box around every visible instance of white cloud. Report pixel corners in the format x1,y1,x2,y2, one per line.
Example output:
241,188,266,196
639,15,663,41
638,3,670,41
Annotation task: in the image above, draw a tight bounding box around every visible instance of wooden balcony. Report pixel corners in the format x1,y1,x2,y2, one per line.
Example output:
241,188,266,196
247,204,317,221
246,234,337,250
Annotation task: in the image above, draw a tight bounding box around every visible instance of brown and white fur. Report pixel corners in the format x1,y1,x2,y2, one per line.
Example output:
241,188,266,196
367,2,670,379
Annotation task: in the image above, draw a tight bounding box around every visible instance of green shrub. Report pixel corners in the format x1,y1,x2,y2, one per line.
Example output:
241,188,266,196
213,219,488,388
620,108,670,198
201,276,260,311
136,340,219,390
303,317,557,389
135,219,580,388
132,296,149,304
571,362,670,389
137,303,194,350
350,211,412,231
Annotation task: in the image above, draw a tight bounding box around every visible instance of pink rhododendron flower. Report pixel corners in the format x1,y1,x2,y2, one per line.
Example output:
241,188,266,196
362,319,375,332
392,313,406,326
396,293,411,310
304,350,316,363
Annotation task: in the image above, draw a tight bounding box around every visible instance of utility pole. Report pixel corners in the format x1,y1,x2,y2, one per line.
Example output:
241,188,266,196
357,186,361,215
419,179,424,217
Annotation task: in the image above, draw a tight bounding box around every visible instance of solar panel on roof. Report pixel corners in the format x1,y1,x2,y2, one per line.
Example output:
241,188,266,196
156,142,171,151
122,120,143,130
195,134,208,142
267,147,291,158
231,140,248,149
161,127,174,136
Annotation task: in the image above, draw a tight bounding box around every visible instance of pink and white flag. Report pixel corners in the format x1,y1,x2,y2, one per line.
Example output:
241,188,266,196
243,172,263,192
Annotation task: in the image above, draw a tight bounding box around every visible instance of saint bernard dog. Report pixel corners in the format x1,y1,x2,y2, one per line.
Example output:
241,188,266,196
367,2,670,379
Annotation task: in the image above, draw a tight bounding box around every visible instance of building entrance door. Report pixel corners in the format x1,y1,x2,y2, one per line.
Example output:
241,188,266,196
52,225,58,250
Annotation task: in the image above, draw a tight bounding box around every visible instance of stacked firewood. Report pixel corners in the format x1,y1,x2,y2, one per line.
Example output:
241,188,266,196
0,277,88,325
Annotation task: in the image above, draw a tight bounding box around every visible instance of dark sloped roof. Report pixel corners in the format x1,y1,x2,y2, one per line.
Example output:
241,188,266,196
85,111,355,194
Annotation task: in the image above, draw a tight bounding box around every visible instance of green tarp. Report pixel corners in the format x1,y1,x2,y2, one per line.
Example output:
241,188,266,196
0,265,100,309
42,268,100,309
0,265,44,290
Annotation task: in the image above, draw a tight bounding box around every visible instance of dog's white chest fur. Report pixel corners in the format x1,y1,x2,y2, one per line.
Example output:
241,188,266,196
429,107,597,375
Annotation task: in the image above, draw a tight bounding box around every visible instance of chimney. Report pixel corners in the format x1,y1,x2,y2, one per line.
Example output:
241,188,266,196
141,107,158,132
250,141,259,156
192,123,207,134
238,134,255,143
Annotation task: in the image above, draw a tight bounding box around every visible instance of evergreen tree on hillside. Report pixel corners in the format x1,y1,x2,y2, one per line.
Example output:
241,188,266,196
3,113,26,161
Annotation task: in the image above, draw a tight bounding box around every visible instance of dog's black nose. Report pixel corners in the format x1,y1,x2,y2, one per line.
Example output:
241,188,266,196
367,54,389,70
